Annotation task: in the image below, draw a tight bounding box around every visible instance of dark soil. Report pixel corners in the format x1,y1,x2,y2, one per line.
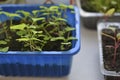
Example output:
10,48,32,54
104,76,120,80
102,28,120,72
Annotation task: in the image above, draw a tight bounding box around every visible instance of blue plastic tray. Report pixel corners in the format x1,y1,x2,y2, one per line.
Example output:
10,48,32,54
0,4,80,77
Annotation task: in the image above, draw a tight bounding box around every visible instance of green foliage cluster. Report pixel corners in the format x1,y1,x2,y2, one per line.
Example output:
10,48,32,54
81,0,120,13
0,4,76,52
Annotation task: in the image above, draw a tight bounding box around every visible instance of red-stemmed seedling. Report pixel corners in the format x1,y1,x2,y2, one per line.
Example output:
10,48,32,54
102,26,120,67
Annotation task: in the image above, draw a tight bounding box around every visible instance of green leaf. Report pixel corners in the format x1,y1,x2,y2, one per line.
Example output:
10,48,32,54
39,10,47,12
48,22,58,25
61,42,71,45
60,4,68,8
32,30,43,35
10,23,27,30
29,25,37,29
56,18,67,22
17,38,41,42
16,30,26,36
50,6,59,9
61,45,65,50
105,8,115,16
32,17,45,22
117,33,120,40
44,37,50,40
49,6,59,11
51,37,65,41
16,10,31,17
0,11,21,18
59,31,65,35
32,10,40,15
68,5,74,9
0,40,7,45
16,38,30,41
30,38,41,41
8,13,21,18
35,46,42,51
37,34,45,37
67,37,77,41
65,27,75,32
0,47,9,52
109,26,116,32
41,13,50,16
40,6,48,10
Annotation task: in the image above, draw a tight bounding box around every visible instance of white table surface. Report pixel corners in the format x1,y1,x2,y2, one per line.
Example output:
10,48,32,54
0,24,104,80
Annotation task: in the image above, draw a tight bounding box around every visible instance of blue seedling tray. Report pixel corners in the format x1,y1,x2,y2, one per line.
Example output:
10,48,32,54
0,4,80,77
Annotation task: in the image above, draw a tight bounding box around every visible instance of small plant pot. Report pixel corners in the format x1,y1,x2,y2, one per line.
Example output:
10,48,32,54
0,4,80,77
98,21,120,80
77,0,120,29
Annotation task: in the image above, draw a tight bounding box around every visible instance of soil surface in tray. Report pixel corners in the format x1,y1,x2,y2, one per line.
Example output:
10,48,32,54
102,29,120,72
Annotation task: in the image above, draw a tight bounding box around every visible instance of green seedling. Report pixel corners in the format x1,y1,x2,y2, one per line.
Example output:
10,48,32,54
0,4,76,51
82,0,120,13
0,11,21,52
10,23,44,51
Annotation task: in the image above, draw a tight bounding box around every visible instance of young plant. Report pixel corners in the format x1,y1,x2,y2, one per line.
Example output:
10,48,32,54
16,10,32,24
0,11,21,52
38,5,76,50
10,23,44,51
0,24,9,52
102,26,120,68
0,11,21,25
82,0,120,13
104,8,115,20
0,4,76,51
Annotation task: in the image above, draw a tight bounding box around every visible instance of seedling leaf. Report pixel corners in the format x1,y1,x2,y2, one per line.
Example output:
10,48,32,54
35,46,42,51
0,11,21,18
16,31,26,36
51,37,65,41
60,4,68,8
40,6,48,10
32,10,40,15
109,26,116,32
61,42,71,45
17,38,40,42
49,6,59,11
68,5,74,9
16,38,30,41
16,10,31,17
44,37,50,40
0,47,9,52
32,30,43,35
48,22,58,25
117,33,120,40
56,18,67,22
67,37,77,41
65,27,75,32
105,8,115,16
0,40,7,45
10,23,27,30
32,17,45,22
